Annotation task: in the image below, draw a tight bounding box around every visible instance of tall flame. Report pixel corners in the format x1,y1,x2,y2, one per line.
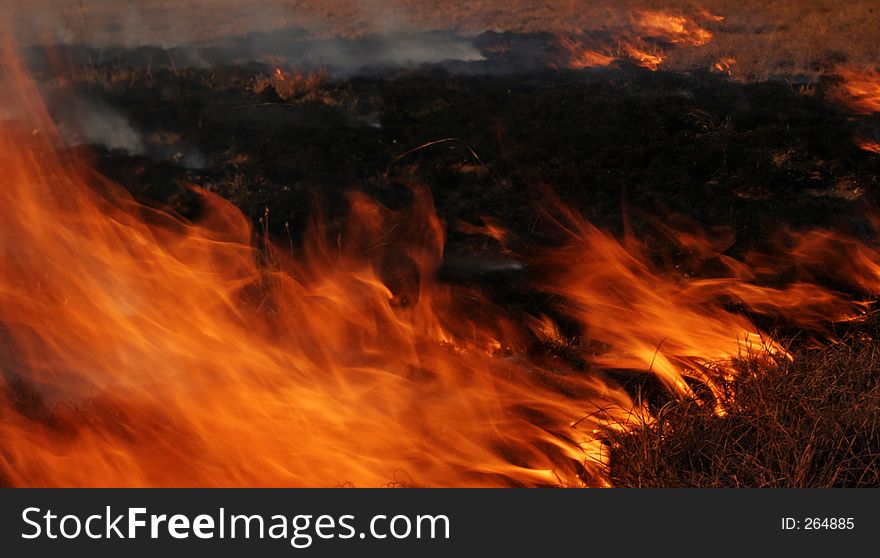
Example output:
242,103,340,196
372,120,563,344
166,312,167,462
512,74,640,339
0,45,635,487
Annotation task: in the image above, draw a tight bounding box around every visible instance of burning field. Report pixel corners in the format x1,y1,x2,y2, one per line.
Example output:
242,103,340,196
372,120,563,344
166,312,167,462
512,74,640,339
1,1,879,488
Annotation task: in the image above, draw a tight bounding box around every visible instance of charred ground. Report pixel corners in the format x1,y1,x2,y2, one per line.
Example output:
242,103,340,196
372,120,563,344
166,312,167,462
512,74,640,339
36,41,880,240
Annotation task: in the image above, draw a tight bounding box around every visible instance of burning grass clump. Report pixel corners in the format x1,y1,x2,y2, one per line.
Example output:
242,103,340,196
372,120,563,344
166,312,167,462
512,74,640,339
608,318,880,487
253,68,329,102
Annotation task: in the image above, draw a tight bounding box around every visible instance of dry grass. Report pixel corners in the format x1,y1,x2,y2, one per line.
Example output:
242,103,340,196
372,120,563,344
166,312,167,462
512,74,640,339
6,1,879,80
608,318,880,487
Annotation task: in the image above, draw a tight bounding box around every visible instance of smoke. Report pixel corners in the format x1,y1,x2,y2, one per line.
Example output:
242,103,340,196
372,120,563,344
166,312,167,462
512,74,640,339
49,95,210,168
119,2,166,49
54,96,145,154
5,1,485,75
213,31,484,75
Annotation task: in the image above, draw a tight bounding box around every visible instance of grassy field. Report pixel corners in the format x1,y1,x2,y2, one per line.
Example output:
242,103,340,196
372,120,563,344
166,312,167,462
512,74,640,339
5,1,880,79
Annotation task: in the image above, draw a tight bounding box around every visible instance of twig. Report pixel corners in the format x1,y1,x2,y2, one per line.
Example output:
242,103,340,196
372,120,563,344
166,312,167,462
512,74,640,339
389,137,498,184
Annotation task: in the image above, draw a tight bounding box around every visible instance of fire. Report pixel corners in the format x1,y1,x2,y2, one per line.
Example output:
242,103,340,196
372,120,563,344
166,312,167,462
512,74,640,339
537,202,880,407
713,56,737,76
855,136,880,154
558,36,665,72
254,67,327,102
456,217,509,245
0,46,637,487
827,66,880,159
3,38,880,488
621,45,664,72
634,10,713,47
557,37,616,69
834,66,880,114
559,9,715,71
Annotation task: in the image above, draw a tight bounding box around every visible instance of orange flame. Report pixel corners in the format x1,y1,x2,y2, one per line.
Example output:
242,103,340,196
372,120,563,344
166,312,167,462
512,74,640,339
855,136,880,155
634,10,713,47
557,36,616,69
559,10,715,71
538,203,879,406
834,66,880,114
558,36,665,72
621,45,664,71
0,46,637,487
713,56,737,76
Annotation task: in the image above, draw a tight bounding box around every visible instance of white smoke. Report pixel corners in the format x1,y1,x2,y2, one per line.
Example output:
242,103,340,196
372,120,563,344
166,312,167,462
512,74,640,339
56,97,144,154
5,1,484,73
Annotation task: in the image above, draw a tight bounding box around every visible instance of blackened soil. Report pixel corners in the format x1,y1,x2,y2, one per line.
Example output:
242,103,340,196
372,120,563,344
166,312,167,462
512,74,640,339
39,54,879,247
32,48,880,352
